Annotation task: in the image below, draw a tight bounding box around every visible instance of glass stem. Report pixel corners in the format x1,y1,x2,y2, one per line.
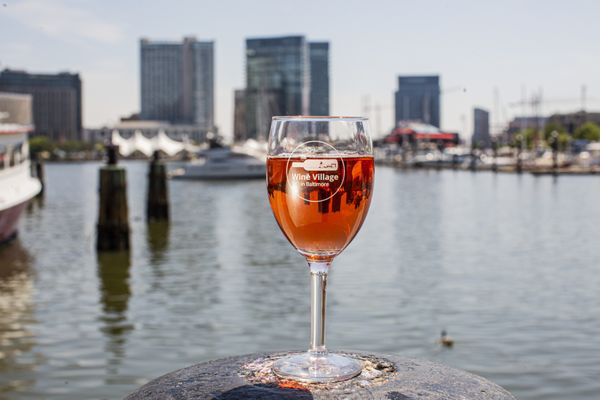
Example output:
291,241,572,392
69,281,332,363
308,261,330,356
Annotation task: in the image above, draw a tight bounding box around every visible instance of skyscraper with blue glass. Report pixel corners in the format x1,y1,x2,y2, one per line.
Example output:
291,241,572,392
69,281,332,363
140,37,214,134
394,75,440,128
242,36,329,141
309,42,330,117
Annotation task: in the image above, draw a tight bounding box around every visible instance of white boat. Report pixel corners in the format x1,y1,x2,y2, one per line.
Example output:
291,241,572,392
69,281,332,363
479,154,517,168
171,142,265,180
413,149,467,167
0,124,42,243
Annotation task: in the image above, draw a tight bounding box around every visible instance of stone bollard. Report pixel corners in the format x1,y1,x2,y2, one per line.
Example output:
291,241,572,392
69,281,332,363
146,150,169,222
96,145,130,251
125,351,516,400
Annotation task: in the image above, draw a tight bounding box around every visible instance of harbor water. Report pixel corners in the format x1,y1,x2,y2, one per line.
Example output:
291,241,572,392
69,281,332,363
1,161,599,399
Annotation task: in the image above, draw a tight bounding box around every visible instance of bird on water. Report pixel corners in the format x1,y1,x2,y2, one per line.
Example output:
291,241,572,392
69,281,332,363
439,330,454,347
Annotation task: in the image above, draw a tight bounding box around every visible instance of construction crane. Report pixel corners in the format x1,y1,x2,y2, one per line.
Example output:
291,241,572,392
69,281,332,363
508,86,593,111
507,86,598,146
442,86,467,95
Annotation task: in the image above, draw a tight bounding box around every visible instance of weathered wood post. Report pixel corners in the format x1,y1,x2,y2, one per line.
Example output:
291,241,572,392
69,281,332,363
515,133,523,174
491,137,498,172
96,144,130,251
469,145,477,171
34,156,45,196
146,150,169,222
401,139,409,167
550,130,559,173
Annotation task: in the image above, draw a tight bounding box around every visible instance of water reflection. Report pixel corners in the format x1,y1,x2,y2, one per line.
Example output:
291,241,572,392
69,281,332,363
25,195,44,214
241,184,305,333
147,221,170,263
0,240,35,394
97,251,133,370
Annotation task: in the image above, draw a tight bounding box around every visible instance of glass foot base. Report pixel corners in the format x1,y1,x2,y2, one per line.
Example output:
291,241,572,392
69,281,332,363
272,352,362,383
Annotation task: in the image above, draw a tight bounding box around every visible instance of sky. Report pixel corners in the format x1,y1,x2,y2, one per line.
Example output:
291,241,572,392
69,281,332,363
1,0,600,141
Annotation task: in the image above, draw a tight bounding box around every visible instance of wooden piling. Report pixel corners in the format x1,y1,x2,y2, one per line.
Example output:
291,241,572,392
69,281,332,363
146,151,169,222
469,148,477,171
96,145,130,251
491,138,498,173
550,130,559,172
35,158,45,195
515,134,524,174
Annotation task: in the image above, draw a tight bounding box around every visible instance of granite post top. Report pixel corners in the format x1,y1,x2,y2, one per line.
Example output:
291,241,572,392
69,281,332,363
125,351,516,400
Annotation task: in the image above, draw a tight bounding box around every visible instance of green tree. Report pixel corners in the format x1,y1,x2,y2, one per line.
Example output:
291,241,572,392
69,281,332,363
511,128,537,149
543,122,566,141
558,133,571,150
29,136,56,154
574,122,600,141
60,140,95,152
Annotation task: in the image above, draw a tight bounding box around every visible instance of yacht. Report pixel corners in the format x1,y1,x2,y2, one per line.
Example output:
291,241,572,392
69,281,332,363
0,124,42,243
171,140,266,180
413,148,469,167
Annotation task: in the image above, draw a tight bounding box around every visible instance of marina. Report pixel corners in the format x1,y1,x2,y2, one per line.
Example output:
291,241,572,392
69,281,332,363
375,146,600,175
1,161,599,399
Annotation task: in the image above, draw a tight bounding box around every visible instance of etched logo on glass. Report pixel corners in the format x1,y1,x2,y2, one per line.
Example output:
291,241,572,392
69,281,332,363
286,140,346,203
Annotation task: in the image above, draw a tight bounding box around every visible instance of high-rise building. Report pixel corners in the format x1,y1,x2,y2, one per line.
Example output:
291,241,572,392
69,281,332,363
0,69,82,141
394,75,440,128
0,92,32,125
472,107,491,148
140,36,214,137
233,89,247,142
309,42,330,116
245,36,309,140
242,35,330,141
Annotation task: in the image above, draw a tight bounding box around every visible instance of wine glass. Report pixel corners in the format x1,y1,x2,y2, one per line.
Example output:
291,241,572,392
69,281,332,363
266,116,374,383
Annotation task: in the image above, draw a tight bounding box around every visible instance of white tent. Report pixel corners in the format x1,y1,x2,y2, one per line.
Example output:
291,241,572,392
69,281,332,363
110,130,199,157
152,130,184,156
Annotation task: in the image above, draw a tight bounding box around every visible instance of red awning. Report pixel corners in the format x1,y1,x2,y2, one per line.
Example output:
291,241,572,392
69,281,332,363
415,133,456,140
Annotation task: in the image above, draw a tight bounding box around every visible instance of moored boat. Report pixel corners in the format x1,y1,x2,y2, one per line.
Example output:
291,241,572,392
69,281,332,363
171,140,265,180
0,124,41,243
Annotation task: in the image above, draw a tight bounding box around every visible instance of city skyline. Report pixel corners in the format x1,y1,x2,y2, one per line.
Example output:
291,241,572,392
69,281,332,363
1,0,599,140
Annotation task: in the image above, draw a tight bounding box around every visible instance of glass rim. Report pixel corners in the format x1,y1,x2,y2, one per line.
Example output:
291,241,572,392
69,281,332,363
272,115,368,122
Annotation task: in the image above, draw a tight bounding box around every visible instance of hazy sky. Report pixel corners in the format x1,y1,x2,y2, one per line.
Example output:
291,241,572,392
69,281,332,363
1,0,599,140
